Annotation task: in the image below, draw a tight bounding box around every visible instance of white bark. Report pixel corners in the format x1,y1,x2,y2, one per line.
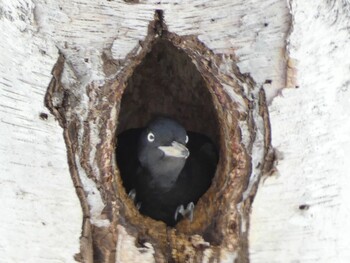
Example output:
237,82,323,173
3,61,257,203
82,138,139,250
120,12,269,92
0,2,81,262
1,0,349,262
250,1,350,262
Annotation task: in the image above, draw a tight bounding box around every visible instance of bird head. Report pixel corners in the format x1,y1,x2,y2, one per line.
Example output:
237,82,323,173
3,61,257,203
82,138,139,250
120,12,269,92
138,117,189,177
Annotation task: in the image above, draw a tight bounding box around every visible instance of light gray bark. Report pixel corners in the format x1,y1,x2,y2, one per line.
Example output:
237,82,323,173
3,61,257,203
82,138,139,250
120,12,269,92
1,0,349,262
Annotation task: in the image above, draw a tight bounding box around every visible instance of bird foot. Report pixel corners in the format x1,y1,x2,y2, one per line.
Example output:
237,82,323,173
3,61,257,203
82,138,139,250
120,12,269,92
174,202,195,222
128,189,141,210
174,205,184,221
128,189,136,201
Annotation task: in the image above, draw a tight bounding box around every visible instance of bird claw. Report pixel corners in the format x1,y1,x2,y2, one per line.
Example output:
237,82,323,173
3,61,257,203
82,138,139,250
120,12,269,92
128,189,141,210
174,202,195,222
128,189,136,201
186,202,195,221
174,205,185,221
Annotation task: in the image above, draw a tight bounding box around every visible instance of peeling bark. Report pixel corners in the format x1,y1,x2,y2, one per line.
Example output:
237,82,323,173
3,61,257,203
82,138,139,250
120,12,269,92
2,0,350,262
2,0,314,263
44,10,270,262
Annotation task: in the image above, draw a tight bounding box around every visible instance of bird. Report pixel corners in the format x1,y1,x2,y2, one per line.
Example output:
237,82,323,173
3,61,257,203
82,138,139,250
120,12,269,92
116,117,218,226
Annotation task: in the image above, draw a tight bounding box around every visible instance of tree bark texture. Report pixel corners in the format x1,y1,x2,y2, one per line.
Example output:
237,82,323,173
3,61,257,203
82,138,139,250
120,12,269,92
249,1,350,262
1,0,349,263
45,10,271,261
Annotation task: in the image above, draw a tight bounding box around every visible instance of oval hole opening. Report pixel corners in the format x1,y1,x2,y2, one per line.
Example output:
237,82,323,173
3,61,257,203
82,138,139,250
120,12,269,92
116,39,220,226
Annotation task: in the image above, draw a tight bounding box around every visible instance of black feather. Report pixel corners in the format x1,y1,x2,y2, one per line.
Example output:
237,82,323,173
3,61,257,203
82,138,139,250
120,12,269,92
116,117,218,226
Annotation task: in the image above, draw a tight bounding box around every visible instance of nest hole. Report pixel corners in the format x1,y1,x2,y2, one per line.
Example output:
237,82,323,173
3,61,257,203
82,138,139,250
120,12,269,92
116,39,221,226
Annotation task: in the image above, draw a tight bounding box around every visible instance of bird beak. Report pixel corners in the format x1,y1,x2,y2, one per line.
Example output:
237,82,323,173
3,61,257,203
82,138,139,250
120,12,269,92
158,141,190,159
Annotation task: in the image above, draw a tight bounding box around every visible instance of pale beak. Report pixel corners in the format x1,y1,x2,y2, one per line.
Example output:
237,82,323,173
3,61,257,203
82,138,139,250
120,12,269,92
158,141,190,159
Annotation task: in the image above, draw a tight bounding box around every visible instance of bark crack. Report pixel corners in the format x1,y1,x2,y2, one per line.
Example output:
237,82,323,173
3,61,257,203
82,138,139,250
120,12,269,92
45,10,271,263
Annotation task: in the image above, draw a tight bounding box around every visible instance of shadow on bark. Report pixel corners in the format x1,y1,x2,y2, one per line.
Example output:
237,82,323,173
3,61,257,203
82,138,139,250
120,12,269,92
45,10,272,263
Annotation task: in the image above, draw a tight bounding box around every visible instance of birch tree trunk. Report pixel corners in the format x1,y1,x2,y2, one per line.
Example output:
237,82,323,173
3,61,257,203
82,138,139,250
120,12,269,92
1,0,349,263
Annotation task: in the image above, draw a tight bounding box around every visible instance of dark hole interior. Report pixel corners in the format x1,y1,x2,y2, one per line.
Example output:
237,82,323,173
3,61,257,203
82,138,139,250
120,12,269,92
116,39,220,226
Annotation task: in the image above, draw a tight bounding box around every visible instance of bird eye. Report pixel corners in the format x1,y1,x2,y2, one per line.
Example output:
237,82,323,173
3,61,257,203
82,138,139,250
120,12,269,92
185,135,189,143
147,132,155,142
